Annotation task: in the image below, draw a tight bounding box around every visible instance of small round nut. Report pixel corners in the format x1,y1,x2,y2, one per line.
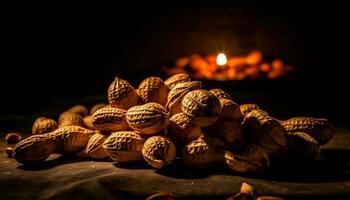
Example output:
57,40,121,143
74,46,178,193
181,89,221,126
5,133,22,144
32,117,58,134
91,107,130,132
58,111,85,127
209,88,232,100
108,76,139,109
90,103,108,115
164,73,191,90
126,103,170,135
68,105,89,117
142,136,176,169
240,104,259,116
138,77,169,106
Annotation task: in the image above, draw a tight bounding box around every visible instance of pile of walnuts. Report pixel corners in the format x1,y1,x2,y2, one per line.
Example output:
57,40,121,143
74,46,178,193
8,73,336,173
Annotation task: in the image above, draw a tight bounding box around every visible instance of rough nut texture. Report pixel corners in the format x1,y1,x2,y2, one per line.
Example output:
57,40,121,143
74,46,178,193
126,103,170,135
142,136,176,169
287,132,320,160
32,117,58,135
91,107,130,131
203,119,244,146
209,88,232,100
181,89,221,126
219,98,243,121
242,109,287,155
85,132,108,159
164,73,191,90
103,131,144,162
281,117,335,145
50,126,96,154
224,144,270,173
90,103,108,115
166,113,197,145
13,134,56,164
58,111,85,127
166,81,202,115
68,105,89,117
138,77,169,106
108,77,138,109
240,104,260,116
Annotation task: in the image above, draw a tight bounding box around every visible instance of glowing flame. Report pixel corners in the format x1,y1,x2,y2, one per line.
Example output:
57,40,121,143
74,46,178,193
216,53,227,66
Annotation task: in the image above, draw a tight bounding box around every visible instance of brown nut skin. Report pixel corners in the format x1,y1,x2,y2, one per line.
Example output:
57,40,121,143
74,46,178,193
58,111,85,127
142,136,176,169
209,88,232,100
164,73,191,90
32,117,58,135
5,133,22,144
242,109,288,156
91,107,130,132
85,132,108,159
240,104,260,116
108,77,139,110
166,81,202,116
103,131,145,162
138,77,169,106
286,131,320,160
281,117,336,145
181,89,222,127
90,103,108,115
68,105,89,117
126,103,170,135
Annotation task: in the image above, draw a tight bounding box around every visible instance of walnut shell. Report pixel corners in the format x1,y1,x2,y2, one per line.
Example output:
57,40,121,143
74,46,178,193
240,104,260,116
126,103,170,135
281,117,335,145
138,77,169,106
90,103,108,115
13,134,56,164
85,132,108,159
242,109,288,155
218,98,243,121
142,136,176,169
224,144,270,173
209,88,232,100
108,77,139,109
181,89,221,126
166,81,202,115
58,111,85,127
68,105,89,117
164,73,191,90
287,131,320,159
182,136,223,168
103,131,145,162
91,107,130,132
32,117,58,135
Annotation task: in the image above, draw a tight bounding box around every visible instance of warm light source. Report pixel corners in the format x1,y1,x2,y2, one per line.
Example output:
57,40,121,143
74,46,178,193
216,53,227,66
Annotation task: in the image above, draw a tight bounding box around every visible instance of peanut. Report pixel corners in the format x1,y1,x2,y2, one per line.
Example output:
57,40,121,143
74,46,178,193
85,132,108,159
240,104,259,116
108,76,139,109
91,107,130,131
203,119,244,146
68,105,89,117
209,88,232,100
83,115,95,130
142,136,176,169
164,73,191,90
138,77,169,106
218,98,243,121
58,111,85,127
90,103,108,115
32,117,58,135
166,112,199,145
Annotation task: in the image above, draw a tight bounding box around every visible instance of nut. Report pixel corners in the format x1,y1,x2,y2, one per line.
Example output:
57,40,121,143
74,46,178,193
83,115,95,130
138,77,169,106
287,132,320,159
6,147,14,158
58,111,85,127
126,103,170,135
166,112,199,145
281,117,335,145
224,144,270,173
32,117,58,134
85,132,108,159
240,104,260,116
91,107,130,131
103,131,145,162
5,133,22,144
218,98,243,120
166,81,202,115
209,88,232,100
182,136,223,168
68,105,89,117
242,109,288,155
181,89,221,126
142,136,176,169
240,182,257,199
203,119,244,146
108,76,139,109
90,103,108,115
164,73,191,90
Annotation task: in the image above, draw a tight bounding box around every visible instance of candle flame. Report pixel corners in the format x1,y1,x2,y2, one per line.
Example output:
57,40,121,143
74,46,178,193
216,53,227,66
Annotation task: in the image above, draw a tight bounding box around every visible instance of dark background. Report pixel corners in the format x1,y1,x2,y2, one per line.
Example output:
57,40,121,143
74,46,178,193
2,2,350,126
